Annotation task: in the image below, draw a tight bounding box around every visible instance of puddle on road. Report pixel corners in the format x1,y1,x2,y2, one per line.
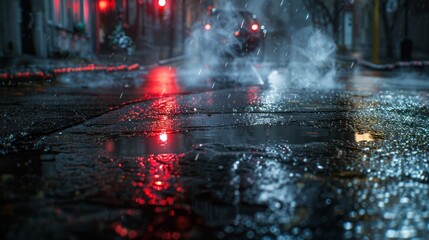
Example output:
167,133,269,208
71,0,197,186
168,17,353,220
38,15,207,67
103,124,367,156
95,123,388,240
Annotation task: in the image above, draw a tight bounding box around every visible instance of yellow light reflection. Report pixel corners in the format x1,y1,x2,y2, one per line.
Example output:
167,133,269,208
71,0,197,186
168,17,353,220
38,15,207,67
355,133,374,142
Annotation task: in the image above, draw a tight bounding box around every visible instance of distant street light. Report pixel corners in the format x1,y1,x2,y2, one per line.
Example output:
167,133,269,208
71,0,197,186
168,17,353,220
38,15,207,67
158,0,166,8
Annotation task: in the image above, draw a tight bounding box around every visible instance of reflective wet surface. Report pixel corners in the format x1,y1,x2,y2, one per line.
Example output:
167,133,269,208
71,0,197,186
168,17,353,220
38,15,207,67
1,64,429,239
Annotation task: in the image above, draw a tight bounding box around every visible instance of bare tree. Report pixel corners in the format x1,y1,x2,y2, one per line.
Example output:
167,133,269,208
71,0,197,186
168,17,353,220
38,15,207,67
304,0,409,58
303,0,346,43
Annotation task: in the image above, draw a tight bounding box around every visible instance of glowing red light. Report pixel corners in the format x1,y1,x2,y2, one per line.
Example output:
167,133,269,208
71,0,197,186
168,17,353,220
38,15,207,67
128,230,138,239
141,66,181,96
158,0,166,7
160,132,168,142
204,23,212,31
114,224,128,237
251,23,259,31
98,0,108,11
234,31,240,36
73,1,79,17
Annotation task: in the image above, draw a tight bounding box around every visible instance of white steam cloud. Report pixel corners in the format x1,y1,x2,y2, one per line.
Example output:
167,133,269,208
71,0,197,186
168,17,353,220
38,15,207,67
180,3,265,87
268,27,337,90
181,2,338,90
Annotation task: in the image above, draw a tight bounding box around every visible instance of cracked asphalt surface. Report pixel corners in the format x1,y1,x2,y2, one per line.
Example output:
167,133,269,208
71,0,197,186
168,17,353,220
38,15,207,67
1,61,429,239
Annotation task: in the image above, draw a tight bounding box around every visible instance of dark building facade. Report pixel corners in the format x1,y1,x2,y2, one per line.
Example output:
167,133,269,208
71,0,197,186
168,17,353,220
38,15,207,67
0,0,97,58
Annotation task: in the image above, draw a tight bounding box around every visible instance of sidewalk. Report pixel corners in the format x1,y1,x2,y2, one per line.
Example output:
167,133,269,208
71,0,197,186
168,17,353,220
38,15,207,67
0,45,177,81
336,49,429,71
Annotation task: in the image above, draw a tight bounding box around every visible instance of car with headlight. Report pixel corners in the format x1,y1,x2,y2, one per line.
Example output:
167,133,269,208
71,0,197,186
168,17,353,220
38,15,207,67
198,8,267,62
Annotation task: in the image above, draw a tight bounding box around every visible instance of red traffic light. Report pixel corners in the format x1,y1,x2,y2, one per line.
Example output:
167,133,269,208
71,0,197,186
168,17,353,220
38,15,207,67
98,0,109,11
158,0,166,7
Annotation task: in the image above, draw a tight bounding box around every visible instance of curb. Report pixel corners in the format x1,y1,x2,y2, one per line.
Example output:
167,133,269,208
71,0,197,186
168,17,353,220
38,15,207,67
158,55,188,65
358,59,429,70
335,55,429,71
0,63,141,81
0,55,188,82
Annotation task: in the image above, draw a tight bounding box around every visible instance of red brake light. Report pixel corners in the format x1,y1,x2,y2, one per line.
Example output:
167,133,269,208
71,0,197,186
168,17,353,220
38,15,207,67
251,23,259,31
204,23,212,31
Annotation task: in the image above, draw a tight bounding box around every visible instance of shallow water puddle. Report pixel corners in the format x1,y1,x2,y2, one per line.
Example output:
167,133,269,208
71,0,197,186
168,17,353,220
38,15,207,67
103,124,364,156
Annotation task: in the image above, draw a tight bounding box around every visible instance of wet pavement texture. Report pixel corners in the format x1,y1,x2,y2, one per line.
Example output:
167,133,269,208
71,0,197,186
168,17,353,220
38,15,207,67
1,62,429,240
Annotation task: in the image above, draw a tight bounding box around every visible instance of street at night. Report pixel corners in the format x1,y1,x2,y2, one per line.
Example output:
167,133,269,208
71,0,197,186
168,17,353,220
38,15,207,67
1,0,429,240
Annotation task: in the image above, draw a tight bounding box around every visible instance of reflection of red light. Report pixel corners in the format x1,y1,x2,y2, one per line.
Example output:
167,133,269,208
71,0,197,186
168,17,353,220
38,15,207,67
128,230,138,239
204,23,211,31
128,153,188,238
114,224,128,237
160,132,168,143
134,154,180,206
247,86,261,105
141,66,180,96
105,140,115,153
176,216,191,231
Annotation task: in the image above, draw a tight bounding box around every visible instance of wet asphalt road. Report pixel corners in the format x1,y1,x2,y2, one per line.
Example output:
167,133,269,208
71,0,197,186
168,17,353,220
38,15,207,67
1,59,429,240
